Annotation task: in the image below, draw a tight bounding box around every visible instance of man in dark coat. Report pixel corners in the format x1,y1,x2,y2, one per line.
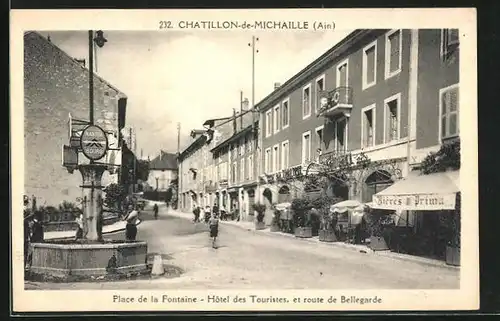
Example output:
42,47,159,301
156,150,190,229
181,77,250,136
30,211,44,243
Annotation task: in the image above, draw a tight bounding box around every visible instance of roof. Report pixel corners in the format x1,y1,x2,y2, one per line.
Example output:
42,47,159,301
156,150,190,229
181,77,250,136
254,29,377,113
149,151,178,170
210,123,255,153
24,31,127,99
203,117,232,127
178,130,212,161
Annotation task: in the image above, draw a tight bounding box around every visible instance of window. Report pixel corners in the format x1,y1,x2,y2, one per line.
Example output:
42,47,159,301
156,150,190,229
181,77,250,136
302,84,312,119
240,138,245,156
315,75,325,112
336,59,349,88
231,162,237,184
363,40,377,89
384,93,401,143
281,140,290,170
441,29,460,59
439,84,459,140
361,104,376,148
248,155,254,180
282,98,290,128
272,144,280,172
264,148,272,174
247,135,253,152
301,131,311,164
219,162,227,180
240,158,245,182
265,110,272,137
385,29,402,79
315,125,324,160
274,104,281,134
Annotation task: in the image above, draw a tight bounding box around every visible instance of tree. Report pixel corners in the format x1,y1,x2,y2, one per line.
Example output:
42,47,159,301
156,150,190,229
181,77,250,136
136,159,150,182
103,183,127,212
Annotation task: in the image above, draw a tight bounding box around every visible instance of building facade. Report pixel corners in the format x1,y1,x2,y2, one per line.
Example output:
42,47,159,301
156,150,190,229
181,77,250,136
146,151,178,191
24,31,127,206
254,29,459,224
210,107,258,222
177,117,233,212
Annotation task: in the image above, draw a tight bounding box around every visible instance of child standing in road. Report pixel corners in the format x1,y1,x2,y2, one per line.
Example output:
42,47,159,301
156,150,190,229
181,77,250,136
209,213,219,249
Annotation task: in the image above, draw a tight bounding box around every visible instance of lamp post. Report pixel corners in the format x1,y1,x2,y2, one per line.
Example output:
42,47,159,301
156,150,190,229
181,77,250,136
78,30,108,241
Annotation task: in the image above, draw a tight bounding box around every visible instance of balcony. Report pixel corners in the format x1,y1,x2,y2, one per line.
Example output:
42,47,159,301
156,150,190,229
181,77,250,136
318,150,353,169
316,87,353,119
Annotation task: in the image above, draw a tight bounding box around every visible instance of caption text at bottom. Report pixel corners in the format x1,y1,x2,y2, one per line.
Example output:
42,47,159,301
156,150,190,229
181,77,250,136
112,294,383,305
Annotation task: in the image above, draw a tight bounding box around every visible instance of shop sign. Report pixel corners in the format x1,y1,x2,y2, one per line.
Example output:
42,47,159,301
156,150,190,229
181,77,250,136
372,193,457,211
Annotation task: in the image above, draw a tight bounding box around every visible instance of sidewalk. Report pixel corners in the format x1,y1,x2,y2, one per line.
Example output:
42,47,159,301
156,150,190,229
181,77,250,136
44,219,142,240
165,208,459,271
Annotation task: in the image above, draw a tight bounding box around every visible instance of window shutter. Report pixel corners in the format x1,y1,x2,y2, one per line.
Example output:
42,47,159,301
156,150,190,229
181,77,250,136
389,32,400,72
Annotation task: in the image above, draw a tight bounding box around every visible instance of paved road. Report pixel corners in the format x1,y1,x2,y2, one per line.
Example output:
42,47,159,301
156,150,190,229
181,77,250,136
25,207,459,290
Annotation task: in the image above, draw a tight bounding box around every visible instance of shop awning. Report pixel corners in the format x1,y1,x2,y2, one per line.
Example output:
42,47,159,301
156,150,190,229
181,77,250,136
372,170,460,211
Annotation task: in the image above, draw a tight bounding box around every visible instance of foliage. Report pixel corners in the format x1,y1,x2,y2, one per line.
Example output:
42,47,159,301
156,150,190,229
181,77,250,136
136,160,151,182
252,203,266,222
291,197,313,227
58,200,81,213
271,209,281,226
365,207,387,237
103,183,127,210
420,140,460,174
311,195,342,231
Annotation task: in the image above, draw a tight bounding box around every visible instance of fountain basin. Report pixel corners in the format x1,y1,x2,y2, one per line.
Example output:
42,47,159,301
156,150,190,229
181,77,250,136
29,240,148,278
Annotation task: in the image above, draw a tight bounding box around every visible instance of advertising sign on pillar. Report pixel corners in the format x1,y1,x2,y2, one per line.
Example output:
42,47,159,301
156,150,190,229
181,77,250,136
80,125,109,161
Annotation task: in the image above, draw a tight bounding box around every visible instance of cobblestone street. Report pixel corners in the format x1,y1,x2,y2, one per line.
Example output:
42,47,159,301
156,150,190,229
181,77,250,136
25,206,460,290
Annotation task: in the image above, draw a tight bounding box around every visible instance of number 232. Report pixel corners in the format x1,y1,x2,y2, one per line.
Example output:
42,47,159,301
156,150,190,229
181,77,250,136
159,21,173,29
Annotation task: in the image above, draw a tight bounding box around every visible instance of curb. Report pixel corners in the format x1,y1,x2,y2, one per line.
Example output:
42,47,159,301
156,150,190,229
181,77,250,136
45,219,142,241
166,211,460,271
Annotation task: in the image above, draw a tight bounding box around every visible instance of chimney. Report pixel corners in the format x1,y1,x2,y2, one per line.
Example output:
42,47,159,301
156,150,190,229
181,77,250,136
274,82,281,90
233,109,237,134
242,98,249,110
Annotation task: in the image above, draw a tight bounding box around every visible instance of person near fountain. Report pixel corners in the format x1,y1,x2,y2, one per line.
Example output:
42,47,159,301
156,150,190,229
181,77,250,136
74,213,84,240
123,205,139,241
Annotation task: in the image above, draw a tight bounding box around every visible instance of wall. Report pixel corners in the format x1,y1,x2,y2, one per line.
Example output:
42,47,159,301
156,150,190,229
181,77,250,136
24,32,124,206
147,169,177,191
416,29,460,149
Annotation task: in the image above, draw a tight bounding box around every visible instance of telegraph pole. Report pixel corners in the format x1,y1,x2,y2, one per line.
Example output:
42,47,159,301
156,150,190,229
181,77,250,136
248,36,260,204
88,31,94,125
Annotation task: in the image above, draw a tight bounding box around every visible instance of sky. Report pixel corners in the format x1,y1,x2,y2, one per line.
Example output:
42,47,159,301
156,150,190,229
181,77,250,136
45,29,353,158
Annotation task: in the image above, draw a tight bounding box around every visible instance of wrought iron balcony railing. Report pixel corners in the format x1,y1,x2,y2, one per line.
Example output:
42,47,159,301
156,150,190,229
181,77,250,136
317,87,353,118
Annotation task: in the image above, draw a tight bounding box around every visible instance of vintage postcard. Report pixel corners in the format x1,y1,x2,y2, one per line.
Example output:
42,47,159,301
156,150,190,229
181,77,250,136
11,8,478,313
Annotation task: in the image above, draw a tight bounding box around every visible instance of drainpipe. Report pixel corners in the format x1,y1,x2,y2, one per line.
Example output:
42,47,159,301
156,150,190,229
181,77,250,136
407,29,419,176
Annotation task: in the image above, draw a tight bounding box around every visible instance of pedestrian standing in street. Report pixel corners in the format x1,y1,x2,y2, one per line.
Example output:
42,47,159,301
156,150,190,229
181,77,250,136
193,206,201,223
209,213,219,249
203,206,211,223
153,203,159,220
123,205,139,241
74,213,84,241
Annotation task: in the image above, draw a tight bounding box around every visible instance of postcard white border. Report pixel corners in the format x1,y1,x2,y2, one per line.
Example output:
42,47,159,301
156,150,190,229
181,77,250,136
10,8,478,312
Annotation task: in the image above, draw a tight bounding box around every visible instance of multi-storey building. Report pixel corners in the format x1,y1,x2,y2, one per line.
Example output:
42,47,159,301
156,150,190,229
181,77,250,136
146,150,178,191
177,117,232,212
255,29,459,222
210,104,257,222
